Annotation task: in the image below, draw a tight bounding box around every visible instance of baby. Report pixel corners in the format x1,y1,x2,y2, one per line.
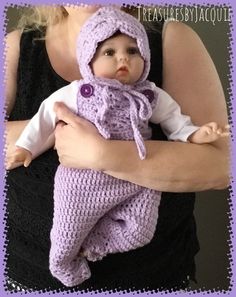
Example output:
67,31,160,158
8,7,229,287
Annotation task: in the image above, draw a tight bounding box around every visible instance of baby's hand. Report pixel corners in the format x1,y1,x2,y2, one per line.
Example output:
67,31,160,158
188,122,230,144
6,147,32,170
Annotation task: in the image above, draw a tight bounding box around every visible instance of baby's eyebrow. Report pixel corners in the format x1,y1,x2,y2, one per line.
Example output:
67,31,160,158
97,41,139,53
95,43,113,54
127,42,139,47
100,41,115,48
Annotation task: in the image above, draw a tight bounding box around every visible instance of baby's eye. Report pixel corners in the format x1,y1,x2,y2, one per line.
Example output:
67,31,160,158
104,49,115,56
127,47,140,55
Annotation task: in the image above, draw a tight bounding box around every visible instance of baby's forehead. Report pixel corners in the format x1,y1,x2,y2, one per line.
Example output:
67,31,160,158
101,33,138,46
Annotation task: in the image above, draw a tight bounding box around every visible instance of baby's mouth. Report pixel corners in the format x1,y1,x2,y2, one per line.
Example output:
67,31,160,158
117,66,129,74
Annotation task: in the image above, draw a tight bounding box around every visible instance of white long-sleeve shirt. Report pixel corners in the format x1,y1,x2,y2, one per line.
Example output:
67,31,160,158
16,80,199,157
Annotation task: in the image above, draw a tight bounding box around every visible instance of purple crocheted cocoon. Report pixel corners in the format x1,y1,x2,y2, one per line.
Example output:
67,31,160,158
49,6,161,287
51,167,161,287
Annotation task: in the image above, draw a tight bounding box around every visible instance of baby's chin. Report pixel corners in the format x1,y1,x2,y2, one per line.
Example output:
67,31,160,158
116,74,136,85
116,77,133,85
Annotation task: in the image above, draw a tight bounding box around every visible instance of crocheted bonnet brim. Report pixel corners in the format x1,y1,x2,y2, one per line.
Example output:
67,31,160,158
76,6,150,83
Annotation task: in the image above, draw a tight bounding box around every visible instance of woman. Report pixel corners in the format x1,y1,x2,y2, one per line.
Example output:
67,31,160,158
5,4,229,292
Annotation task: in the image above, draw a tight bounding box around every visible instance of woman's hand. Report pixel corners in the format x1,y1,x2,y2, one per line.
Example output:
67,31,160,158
54,102,106,170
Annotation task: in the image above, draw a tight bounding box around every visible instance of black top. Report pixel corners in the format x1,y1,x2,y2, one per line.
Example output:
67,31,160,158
5,23,200,292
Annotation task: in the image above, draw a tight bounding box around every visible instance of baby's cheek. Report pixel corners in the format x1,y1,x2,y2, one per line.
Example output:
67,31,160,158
91,59,115,79
94,68,114,79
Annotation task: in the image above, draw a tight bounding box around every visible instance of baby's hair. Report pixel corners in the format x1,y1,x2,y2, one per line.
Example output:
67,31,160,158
91,30,124,58
105,30,123,39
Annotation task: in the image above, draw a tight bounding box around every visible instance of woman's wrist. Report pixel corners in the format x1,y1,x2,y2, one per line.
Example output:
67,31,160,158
96,139,139,173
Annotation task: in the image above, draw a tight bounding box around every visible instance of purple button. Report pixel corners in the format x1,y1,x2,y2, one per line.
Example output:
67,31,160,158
80,84,94,98
142,89,154,103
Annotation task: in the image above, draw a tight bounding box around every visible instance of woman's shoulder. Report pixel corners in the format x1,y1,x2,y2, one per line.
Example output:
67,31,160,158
6,27,45,55
163,20,204,51
5,30,22,115
5,29,22,57
6,29,22,42
5,29,22,71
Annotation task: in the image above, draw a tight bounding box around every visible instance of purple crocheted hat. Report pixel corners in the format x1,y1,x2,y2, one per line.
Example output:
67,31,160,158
76,6,150,83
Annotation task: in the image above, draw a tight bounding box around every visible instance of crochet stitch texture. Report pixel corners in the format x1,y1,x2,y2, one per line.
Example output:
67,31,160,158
49,7,162,287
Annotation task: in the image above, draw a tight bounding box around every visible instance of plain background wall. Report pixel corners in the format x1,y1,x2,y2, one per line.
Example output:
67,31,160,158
5,5,232,291
185,15,231,290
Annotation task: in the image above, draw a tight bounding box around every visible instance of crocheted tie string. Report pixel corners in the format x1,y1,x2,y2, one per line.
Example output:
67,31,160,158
93,84,153,159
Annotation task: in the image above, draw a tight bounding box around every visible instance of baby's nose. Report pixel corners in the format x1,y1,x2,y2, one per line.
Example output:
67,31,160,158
118,53,129,61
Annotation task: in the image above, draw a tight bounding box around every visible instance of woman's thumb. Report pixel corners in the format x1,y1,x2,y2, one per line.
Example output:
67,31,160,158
54,102,78,127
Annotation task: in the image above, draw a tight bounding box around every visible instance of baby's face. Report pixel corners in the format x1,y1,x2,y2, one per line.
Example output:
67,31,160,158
91,34,145,85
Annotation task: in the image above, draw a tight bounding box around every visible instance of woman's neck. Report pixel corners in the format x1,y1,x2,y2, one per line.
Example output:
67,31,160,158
60,6,102,55
45,10,96,82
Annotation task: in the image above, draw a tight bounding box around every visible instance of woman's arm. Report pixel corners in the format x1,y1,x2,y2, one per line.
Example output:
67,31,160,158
5,30,26,168
54,21,230,192
5,30,20,116
5,30,54,169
